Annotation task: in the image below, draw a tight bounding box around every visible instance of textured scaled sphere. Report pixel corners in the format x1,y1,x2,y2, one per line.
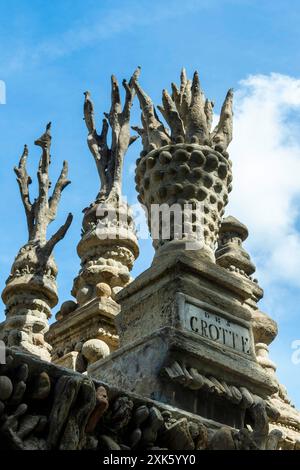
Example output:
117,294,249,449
82,339,110,364
95,282,112,298
60,300,77,317
135,143,232,250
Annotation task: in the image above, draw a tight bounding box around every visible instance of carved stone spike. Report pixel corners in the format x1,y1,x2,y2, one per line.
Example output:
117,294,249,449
211,88,233,152
133,69,233,154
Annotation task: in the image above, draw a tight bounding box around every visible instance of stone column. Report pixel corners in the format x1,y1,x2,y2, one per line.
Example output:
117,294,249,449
0,123,72,361
47,70,139,371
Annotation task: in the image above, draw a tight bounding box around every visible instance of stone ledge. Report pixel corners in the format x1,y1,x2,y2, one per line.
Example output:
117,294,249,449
0,348,284,450
116,252,262,304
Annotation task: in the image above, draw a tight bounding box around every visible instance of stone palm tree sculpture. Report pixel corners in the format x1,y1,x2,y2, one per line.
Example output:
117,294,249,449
71,69,140,307
134,69,233,261
1,123,73,361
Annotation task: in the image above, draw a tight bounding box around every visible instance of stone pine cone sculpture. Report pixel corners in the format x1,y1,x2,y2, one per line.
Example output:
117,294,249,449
134,69,233,258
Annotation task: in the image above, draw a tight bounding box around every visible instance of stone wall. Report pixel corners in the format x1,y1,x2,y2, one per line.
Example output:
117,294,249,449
0,348,285,451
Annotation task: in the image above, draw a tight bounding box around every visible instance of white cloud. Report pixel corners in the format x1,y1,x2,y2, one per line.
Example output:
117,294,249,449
227,73,300,288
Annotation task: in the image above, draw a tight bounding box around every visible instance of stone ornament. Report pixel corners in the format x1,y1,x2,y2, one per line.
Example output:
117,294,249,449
134,69,233,260
216,215,256,279
0,123,72,361
71,69,140,307
0,350,286,450
81,338,110,366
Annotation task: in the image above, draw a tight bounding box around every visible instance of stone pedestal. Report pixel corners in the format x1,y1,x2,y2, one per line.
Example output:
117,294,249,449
46,297,119,370
47,199,138,371
88,252,277,428
0,245,58,362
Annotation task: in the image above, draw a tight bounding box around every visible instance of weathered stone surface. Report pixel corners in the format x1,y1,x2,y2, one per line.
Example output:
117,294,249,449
216,216,256,278
82,339,110,365
88,327,277,428
86,385,109,434
0,66,298,453
0,123,72,361
133,70,233,261
48,70,140,367
31,371,51,400
0,375,13,400
47,297,119,372
0,347,290,450
114,252,258,348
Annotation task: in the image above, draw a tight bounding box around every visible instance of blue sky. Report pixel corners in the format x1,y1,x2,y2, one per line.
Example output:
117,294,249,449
1,0,300,407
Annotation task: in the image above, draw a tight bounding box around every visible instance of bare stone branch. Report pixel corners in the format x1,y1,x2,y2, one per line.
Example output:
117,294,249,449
186,71,209,144
158,89,185,142
83,91,96,133
33,123,52,242
204,99,214,133
43,213,73,258
14,144,34,238
84,92,109,192
132,120,149,151
48,161,71,221
13,122,72,248
84,68,141,202
132,77,171,150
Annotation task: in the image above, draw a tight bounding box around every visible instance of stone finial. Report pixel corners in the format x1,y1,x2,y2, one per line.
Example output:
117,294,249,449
0,123,73,361
83,67,140,203
215,215,256,278
216,216,278,374
71,70,140,307
47,71,140,371
134,69,233,260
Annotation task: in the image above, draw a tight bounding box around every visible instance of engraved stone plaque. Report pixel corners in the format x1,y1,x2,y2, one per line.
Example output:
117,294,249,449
183,301,252,355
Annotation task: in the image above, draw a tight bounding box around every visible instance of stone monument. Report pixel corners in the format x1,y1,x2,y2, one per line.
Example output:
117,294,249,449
0,67,299,451
88,70,282,437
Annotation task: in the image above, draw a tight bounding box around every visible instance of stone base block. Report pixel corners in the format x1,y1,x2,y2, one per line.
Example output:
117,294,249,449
47,297,119,368
88,326,277,429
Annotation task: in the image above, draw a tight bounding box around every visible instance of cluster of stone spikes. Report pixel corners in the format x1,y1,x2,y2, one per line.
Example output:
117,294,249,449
83,67,141,203
14,122,73,254
132,68,233,156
